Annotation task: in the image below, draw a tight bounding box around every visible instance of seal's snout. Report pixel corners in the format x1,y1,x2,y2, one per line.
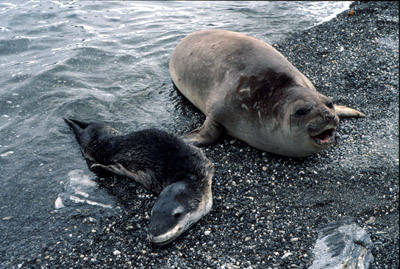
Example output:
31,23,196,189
324,113,335,123
324,113,339,128
318,104,339,125
308,107,338,148
146,182,191,246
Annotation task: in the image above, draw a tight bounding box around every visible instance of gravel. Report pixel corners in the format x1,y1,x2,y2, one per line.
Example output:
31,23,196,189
17,1,398,268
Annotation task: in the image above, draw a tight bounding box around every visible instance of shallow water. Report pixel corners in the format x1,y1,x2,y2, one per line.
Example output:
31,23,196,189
0,1,351,265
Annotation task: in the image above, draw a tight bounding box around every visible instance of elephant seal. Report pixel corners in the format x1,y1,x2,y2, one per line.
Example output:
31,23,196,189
169,29,365,157
64,118,213,245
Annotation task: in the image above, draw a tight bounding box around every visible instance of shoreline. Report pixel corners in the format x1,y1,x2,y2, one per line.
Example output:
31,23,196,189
17,1,399,268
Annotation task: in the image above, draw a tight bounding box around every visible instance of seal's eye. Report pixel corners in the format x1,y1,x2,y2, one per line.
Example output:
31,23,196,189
326,101,333,109
295,107,310,116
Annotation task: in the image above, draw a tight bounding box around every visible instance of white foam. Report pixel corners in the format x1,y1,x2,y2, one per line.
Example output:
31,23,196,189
68,169,96,189
75,190,89,198
54,169,114,210
0,151,14,157
89,88,117,102
314,2,352,24
86,199,113,209
70,195,86,204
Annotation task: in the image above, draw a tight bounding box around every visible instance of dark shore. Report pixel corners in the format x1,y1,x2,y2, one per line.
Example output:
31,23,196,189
20,1,398,268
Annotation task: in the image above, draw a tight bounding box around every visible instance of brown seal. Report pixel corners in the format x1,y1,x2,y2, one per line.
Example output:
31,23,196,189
170,29,364,157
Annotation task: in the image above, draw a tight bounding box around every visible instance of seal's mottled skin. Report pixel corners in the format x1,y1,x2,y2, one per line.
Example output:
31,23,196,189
170,29,364,157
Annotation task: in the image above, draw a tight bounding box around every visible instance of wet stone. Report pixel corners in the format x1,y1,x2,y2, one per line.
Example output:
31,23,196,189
309,217,374,269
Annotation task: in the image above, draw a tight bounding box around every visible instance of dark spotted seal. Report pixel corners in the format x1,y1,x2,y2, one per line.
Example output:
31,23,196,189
64,118,213,245
170,29,365,157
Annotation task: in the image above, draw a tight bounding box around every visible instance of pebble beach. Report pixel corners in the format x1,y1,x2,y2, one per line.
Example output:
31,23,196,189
11,1,399,268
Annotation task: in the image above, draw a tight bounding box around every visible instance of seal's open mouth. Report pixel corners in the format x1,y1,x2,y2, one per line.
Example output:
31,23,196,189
310,129,335,146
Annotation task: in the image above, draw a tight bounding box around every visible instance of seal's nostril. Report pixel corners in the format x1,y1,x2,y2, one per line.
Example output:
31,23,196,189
324,112,335,122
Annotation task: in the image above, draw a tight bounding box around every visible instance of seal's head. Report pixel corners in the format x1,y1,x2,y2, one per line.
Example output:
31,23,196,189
231,73,340,157
280,86,340,157
147,180,212,246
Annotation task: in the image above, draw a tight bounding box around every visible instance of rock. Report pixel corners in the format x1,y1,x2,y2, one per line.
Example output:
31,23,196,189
309,217,374,269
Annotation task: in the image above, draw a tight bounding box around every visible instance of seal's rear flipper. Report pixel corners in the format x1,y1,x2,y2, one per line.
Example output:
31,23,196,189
334,105,366,118
64,118,90,130
63,118,91,149
182,117,223,147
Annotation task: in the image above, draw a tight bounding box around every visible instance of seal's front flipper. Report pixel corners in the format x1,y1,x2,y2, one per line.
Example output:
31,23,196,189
91,163,126,175
91,163,156,192
182,117,223,147
334,105,366,118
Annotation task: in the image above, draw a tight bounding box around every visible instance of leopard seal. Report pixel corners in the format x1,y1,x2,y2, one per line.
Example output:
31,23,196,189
169,29,365,157
64,118,213,245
